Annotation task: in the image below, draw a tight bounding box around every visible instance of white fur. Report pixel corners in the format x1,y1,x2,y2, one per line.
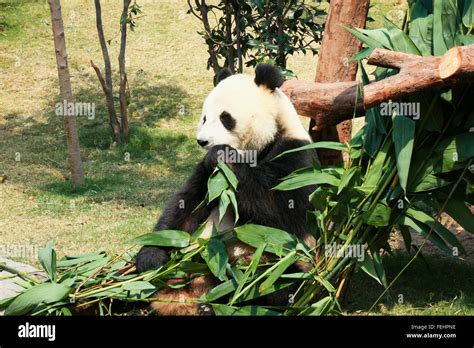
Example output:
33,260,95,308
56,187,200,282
197,72,312,243
196,73,310,151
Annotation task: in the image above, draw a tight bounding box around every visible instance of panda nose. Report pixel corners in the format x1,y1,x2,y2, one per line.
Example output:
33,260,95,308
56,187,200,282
197,139,208,148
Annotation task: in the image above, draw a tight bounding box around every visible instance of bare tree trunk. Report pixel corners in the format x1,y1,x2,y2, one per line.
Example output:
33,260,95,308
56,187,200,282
309,0,370,164
119,0,132,140
48,0,85,187
93,0,122,145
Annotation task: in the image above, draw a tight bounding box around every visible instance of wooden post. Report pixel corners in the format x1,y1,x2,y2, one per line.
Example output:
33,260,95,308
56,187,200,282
48,0,85,187
309,0,370,164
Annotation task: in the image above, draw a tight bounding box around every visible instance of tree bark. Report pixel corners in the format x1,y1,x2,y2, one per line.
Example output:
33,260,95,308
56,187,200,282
309,0,370,164
94,0,122,145
119,0,132,140
281,45,474,128
48,0,85,187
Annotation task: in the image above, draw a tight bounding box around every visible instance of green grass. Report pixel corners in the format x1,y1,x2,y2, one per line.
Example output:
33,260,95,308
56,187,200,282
344,254,474,315
0,0,472,315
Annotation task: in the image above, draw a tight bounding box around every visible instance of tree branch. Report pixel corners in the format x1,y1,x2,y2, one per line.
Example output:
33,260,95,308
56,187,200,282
94,0,122,144
282,45,474,130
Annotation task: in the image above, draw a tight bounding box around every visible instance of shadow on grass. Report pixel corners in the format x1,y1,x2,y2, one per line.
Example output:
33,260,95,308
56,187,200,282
343,253,474,314
1,77,202,208
0,0,38,37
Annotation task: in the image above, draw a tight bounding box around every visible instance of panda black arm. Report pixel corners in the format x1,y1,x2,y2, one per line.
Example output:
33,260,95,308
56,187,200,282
136,161,213,273
228,139,316,228
153,161,213,232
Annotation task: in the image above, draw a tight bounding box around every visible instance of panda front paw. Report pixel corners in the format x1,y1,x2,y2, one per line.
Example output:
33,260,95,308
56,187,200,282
204,145,237,171
135,246,170,273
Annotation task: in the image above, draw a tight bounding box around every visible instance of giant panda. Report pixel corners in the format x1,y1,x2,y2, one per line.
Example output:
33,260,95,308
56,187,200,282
136,64,317,315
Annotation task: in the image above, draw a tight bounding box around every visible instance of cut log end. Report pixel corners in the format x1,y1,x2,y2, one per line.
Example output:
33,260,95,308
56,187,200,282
439,47,462,79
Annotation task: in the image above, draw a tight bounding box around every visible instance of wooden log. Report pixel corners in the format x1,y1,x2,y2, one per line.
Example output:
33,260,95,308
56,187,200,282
438,45,474,79
282,44,474,130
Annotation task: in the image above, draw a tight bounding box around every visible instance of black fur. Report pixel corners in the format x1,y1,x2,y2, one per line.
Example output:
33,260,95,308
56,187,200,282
254,64,284,91
135,246,170,273
219,111,236,131
215,68,233,86
135,135,317,273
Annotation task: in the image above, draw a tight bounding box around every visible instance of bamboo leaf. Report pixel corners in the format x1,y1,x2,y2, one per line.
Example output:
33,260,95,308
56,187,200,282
370,248,388,288
5,282,72,315
38,240,57,282
57,252,106,268
121,281,156,291
259,251,297,293
227,189,240,223
234,224,297,255
398,215,452,254
406,208,465,253
399,225,413,253
463,0,474,28
355,28,393,49
201,239,228,281
230,243,266,304
444,199,474,233
208,171,229,202
130,230,190,248
314,276,336,293
384,17,421,54
273,172,340,191
433,0,458,55
218,190,231,223
411,173,451,192
359,250,387,287
343,26,387,49
359,62,385,158
337,167,359,194
217,162,238,190
203,279,238,302
409,1,433,56
299,296,335,316
361,203,391,227
212,304,280,316
237,279,295,303
392,114,416,192
273,141,348,160
434,133,474,172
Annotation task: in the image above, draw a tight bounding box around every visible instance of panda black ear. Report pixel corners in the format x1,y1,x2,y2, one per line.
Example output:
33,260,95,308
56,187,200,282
215,68,233,86
254,64,283,91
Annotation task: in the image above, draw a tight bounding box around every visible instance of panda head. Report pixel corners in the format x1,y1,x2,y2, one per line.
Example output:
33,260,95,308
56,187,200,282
196,64,310,152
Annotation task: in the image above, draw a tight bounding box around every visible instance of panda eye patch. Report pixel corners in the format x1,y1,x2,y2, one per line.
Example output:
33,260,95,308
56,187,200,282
220,111,236,131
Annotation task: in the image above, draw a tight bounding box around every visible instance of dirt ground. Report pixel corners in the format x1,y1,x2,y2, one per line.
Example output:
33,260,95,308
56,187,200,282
390,214,474,264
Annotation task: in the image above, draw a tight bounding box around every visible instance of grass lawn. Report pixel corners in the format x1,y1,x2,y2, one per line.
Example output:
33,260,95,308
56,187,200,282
0,0,472,315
